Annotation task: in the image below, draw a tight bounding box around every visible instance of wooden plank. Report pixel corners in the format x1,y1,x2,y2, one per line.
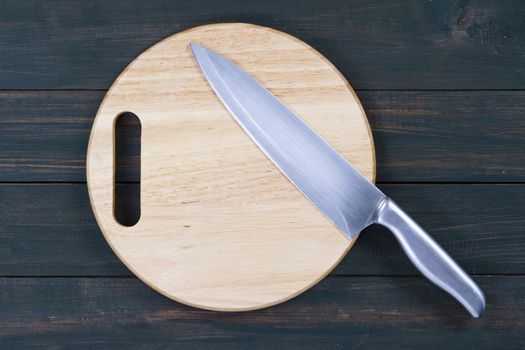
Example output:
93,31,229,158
1,184,523,276
0,276,522,349
1,91,524,182
0,91,104,182
0,184,129,276
360,91,525,182
1,0,525,90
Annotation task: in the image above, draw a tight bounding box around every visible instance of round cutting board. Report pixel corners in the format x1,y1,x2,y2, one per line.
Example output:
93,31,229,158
87,23,375,311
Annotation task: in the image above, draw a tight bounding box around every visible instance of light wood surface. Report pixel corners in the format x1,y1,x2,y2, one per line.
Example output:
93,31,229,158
86,23,375,311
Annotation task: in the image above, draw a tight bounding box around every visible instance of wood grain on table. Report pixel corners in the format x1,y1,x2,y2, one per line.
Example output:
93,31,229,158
0,0,524,349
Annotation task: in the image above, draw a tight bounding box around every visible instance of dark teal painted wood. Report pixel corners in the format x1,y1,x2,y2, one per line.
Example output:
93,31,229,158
0,91,103,182
1,91,524,182
0,184,129,276
0,276,522,349
0,184,522,276
1,0,525,90
360,91,525,182
1,2,524,347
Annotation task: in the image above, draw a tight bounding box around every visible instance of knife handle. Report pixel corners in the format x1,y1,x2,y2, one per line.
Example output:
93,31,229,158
375,198,485,318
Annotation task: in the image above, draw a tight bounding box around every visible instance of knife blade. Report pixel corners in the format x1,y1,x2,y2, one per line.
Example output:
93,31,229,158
190,43,485,317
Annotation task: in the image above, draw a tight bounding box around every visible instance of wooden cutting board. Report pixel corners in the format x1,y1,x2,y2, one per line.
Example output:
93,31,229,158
87,23,375,311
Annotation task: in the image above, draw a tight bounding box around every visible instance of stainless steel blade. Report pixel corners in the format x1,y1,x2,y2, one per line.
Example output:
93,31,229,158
190,43,486,318
190,43,385,239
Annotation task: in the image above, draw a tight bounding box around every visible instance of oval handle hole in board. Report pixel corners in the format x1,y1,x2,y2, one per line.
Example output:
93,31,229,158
114,112,141,227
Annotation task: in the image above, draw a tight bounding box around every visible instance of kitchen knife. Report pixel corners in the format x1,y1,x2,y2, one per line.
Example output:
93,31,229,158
190,43,485,317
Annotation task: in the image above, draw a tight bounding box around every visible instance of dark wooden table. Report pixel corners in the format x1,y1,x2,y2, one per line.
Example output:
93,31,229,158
1,1,524,348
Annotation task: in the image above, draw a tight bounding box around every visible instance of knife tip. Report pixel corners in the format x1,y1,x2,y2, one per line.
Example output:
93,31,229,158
189,42,206,56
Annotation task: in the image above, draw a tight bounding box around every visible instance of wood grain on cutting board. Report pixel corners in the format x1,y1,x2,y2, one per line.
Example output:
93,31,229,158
86,23,375,311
